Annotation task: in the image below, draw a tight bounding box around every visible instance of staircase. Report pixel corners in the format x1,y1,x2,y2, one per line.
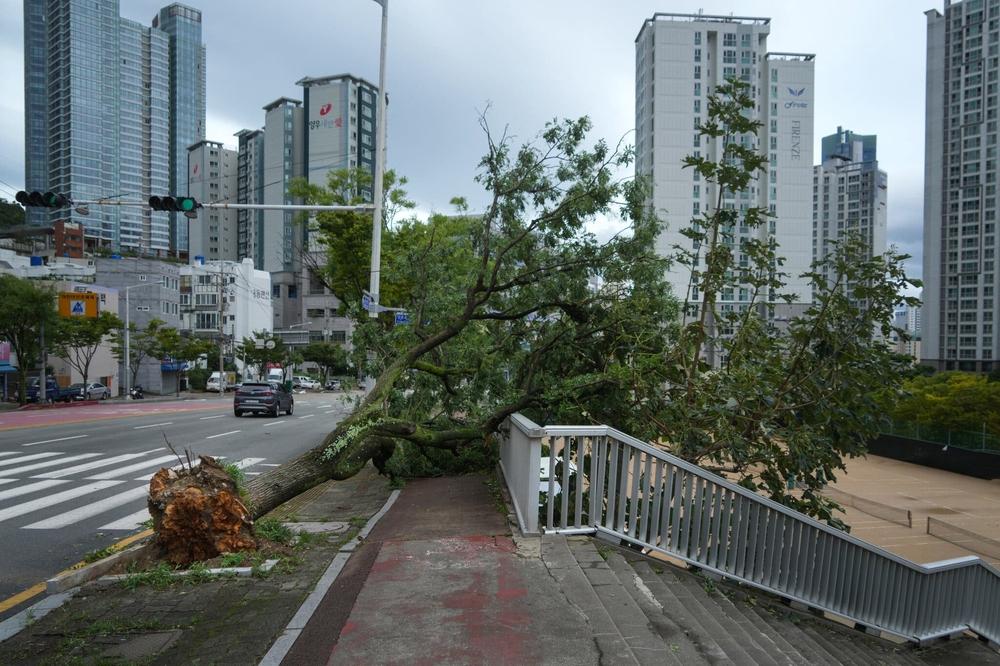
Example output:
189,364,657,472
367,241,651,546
540,535,1000,665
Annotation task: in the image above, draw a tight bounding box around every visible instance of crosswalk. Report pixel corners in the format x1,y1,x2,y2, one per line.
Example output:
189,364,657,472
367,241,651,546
0,449,272,533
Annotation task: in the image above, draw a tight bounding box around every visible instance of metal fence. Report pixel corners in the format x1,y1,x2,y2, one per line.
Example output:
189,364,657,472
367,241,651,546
884,420,1000,454
499,414,1000,646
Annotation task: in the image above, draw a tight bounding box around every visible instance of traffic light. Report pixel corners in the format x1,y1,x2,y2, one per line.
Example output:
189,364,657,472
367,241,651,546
15,191,70,208
149,196,200,218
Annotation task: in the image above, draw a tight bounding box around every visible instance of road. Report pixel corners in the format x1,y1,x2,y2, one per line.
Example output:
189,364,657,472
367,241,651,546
0,392,353,620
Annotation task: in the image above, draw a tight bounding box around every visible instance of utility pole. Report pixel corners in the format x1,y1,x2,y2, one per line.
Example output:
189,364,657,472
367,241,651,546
39,320,46,403
218,262,227,397
368,0,389,318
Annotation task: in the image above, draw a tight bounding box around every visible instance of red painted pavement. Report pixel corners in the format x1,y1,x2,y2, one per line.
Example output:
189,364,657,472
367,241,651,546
0,400,228,431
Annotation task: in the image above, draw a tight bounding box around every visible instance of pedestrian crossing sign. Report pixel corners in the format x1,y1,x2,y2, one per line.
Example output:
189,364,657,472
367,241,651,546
58,292,98,318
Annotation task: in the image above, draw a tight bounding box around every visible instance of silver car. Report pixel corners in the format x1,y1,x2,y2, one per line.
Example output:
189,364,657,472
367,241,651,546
70,382,110,400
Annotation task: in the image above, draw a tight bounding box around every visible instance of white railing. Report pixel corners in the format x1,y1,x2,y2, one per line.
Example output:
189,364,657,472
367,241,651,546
498,414,1000,646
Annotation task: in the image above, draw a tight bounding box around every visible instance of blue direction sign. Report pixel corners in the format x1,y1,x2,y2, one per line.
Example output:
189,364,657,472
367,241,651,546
361,293,372,312
394,312,409,325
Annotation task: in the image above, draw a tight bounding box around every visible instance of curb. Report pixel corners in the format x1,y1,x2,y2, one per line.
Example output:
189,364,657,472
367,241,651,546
0,590,79,643
258,488,401,666
18,400,99,411
46,541,155,594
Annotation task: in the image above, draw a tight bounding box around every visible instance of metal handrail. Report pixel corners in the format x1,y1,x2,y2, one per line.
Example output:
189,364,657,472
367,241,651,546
500,414,1000,645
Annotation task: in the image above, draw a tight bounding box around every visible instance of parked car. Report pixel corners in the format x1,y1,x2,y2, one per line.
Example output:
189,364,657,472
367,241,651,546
71,382,110,400
233,381,294,417
324,379,342,391
292,376,321,390
26,378,77,403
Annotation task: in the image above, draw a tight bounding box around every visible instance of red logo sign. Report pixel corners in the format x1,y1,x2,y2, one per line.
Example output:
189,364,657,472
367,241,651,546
319,103,332,116
334,117,343,128
193,163,199,175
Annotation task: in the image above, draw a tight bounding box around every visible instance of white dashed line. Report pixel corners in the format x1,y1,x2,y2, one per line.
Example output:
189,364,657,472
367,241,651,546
268,420,287,426
22,435,89,447
206,430,240,439
297,414,314,420
324,410,336,414
199,415,225,420
133,422,173,430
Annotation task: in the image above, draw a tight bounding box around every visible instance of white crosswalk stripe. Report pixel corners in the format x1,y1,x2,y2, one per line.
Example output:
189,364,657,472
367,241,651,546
232,457,265,469
0,452,23,458
24,486,149,529
100,508,151,531
0,453,102,476
0,479,71,501
0,481,123,523
0,479,16,486
33,452,150,479
0,452,63,467
86,455,178,480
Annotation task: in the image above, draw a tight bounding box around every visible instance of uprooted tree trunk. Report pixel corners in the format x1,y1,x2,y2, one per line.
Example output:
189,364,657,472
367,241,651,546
148,455,257,565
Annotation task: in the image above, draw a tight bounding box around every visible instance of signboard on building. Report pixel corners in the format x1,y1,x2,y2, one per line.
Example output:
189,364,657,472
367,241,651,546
58,292,98,318
307,82,345,178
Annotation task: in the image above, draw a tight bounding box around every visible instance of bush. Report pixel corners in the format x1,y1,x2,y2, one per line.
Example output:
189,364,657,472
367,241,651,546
383,438,498,480
187,367,210,391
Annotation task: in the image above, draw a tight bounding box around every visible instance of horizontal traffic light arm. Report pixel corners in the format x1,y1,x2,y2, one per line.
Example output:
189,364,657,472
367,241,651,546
71,199,375,213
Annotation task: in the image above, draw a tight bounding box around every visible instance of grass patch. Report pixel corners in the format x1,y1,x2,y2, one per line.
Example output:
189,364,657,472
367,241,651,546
294,530,318,549
120,562,175,590
347,516,369,529
595,543,612,561
139,518,153,530
184,562,214,585
82,545,117,564
255,517,294,545
219,552,248,567
484,472,507,516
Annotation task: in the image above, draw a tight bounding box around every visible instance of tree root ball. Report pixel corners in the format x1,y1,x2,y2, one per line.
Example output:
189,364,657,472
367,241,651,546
148,455,257,566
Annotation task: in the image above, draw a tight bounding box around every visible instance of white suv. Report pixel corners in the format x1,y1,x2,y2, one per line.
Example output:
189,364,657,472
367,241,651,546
293,376,321,390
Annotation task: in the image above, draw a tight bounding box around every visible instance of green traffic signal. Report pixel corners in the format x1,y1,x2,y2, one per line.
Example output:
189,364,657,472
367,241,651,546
15,190,70,208
148,195,200,214
177,197,196,212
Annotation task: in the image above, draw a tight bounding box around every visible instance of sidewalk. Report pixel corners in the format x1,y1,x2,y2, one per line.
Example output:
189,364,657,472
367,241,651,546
281,474,599,665
0,464,393,665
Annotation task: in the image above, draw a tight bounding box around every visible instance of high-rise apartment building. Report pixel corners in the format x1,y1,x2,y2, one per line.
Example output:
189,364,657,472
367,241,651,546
812,127,887,294
924,1,1000,371
235,128,265,267
635,13,815,329
152,3,206,256
187,140,237,262
22,1,204,255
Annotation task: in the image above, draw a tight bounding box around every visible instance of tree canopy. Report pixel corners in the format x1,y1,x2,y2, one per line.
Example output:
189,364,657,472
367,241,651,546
891,371,1000,435
51,310,123,389
0,275,56,403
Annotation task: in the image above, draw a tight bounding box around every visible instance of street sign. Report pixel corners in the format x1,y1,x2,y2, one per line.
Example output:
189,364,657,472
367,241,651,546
361,293,372,312
394,312,409,325
58,292,98,318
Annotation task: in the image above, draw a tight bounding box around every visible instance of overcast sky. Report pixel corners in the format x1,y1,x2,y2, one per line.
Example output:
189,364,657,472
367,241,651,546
0,0,933,281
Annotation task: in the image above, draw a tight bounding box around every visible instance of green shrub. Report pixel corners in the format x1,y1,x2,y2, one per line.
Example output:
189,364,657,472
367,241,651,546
187,367,210,391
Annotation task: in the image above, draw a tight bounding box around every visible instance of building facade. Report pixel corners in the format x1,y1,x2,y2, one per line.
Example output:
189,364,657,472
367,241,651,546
187,140,238,262
22,1,204,255
93,257,182,394
812,127,888,296
235,128,265,267
179,258,272,350
924,1,1000,371
635,13,815,340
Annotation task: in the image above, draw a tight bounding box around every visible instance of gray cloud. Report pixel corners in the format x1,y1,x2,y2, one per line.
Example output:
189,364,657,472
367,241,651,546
0,0,936,278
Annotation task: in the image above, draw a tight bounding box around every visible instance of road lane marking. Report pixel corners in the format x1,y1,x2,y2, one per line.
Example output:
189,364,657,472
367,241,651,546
245,472,261,476
0,452,23,458
0,479,16,486
100,507,151,530
206,430,240,439
324,410,336,414
261,463,280,467
0,479,71,502
0,481,123,523
133,422,173,430
268,420,287,426
0,452,63,468
297,414,315,420
0,454,102,476
232,458,265,469
87,455,178,480
199,415,225,420
21,435,89,447
24,485,149,529
33,453,149,479
317,403,332,408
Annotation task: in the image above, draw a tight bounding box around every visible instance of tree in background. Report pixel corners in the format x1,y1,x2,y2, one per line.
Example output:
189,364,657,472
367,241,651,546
892,371,1000,434
234,331,288,382
642,80,920,527
0,275,56,404
301,341,349,381
110,318,167,391
156,328,213,395
0,199,25,228
50,310,123,390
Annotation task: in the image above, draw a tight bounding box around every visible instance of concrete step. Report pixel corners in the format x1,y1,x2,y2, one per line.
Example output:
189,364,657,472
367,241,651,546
630,560,732,665
603,551,709,665
751,603,842,665
632,559,762,664
564,538,676,666
540,535,639,664
668,569,783,666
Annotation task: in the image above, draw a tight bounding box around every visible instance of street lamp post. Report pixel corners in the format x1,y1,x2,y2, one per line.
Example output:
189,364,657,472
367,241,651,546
368,0,388,318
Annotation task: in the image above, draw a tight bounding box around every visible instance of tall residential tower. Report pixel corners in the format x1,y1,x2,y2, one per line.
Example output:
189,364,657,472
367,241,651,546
924,1,1000,371
635,13,815,338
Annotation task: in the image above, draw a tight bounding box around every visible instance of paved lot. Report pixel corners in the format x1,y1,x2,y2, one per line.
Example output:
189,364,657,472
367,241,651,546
829,453,1000,566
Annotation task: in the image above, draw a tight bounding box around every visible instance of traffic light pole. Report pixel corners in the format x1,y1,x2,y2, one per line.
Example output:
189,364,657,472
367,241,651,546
67,200,375,213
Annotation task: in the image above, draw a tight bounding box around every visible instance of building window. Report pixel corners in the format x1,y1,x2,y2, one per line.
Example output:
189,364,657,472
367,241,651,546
330,330,347,343
288,285,298,299
272,285,281,298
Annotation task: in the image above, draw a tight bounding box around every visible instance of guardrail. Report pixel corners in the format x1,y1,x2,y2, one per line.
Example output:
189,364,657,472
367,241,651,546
499,414,1000,646
884,420,1000,454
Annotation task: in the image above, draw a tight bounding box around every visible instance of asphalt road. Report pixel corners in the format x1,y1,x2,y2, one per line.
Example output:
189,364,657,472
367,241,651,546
0,391,354,620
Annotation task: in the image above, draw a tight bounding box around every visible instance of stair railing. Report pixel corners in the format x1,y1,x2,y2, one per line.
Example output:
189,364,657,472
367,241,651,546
498,414,1000,646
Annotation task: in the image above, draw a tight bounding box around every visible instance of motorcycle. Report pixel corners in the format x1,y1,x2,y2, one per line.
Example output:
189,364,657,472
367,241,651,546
129,385,145,400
